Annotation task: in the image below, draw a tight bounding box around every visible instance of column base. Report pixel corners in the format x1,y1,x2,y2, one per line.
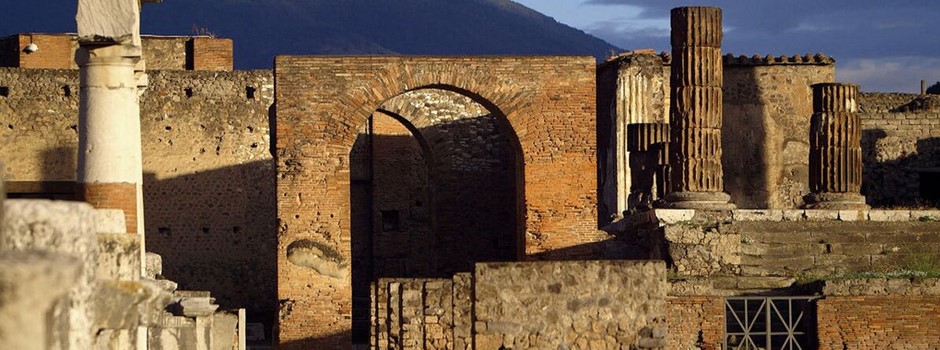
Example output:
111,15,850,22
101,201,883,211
803,192,869,210
663,191,736,210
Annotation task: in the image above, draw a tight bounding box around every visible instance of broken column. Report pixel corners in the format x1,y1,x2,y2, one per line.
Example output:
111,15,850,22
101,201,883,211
76,0,147,266
665,6,735,209
804,83,869,209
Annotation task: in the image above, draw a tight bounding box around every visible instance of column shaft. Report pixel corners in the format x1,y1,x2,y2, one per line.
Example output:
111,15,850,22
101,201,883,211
805,83,868,209
665,6,734,209
77,47,144,235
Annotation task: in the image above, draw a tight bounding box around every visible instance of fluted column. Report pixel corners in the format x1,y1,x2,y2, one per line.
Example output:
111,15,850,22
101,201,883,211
620,53,670,209
664,6,734,209
804,83,868,209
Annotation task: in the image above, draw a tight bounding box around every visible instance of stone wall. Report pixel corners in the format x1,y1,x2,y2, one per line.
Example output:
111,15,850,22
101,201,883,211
859,92,940,207
0,67,276,337
274,56,603,348
474,261,666,350
816,278,940,349
722,60,835,209
647,209,940,281
371,261,667,350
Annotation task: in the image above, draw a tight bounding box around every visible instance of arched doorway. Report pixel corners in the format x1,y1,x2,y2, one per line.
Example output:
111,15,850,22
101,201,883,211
349,88,523,342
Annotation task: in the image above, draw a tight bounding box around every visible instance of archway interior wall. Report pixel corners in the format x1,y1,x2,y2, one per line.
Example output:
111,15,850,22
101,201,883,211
274,56,602,347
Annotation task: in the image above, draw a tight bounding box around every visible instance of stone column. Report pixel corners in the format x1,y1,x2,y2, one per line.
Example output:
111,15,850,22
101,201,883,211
804,83,868,209
665,6,735,209
76,0,148,271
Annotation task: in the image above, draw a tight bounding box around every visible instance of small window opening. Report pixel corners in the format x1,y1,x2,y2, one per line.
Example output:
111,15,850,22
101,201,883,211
0,86,9,97
62,85,71,97
185,88,194,98
246,86,256,100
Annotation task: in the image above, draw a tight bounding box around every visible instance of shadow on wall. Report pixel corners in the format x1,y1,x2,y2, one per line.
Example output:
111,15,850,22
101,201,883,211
143,159,278,341
348,102,523,343
41,146,77,182
862,130,940,207
278,330,352,350
722,67,771,209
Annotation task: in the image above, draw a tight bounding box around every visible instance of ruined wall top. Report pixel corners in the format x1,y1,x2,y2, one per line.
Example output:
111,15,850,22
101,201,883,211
724,53,835,66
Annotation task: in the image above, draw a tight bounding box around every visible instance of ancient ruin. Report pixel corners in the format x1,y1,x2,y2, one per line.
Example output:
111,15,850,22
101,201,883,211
665,7,734,210
0,2,939,350
805,83,869,209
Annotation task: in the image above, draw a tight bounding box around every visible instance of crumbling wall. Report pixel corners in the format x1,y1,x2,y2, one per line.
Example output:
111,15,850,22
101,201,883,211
859,93,940,207
473,261,667,350
0,67,276,334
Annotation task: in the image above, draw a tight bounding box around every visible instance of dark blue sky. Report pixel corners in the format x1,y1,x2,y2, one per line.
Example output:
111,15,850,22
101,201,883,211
518,0,940,93
2,1,937,93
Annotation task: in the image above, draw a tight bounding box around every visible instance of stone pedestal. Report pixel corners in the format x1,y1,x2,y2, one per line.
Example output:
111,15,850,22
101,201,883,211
665,6,734,210
804,83,868,209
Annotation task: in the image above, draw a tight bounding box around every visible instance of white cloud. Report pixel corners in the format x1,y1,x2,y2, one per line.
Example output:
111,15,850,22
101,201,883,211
838,56,940,93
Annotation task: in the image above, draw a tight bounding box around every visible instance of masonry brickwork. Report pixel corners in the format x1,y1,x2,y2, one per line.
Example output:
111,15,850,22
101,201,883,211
666,296,723,350
0,34,233,71
274,55,602,348
816,279,940,349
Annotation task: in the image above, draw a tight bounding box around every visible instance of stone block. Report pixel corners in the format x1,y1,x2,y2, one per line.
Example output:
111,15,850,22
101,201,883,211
804,210,839,221
732,210,783,221
1,199,99,350
868,210,911,221
95,209,127,233
97,233,141,281
210,310,239,350
146,252,163,279
782,210,806,221
838,210,863,221
93,280,147,330
176,297,220,317
76,0,141,46
911,210,940,222
654,209,695,224
0,251,80,350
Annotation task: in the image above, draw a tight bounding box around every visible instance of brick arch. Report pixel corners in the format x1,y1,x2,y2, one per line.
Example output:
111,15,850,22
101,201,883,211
275,56,600,349
334,66,535,156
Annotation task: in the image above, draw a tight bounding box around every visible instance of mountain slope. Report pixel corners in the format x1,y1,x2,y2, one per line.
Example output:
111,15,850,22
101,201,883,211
0,0,621,69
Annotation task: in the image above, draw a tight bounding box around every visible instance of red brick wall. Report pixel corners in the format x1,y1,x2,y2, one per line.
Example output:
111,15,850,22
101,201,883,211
190,37,233,71
817,296,940,349
17,34,76,69
274,56,600,348
80,182,138,234
667,296,724,350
